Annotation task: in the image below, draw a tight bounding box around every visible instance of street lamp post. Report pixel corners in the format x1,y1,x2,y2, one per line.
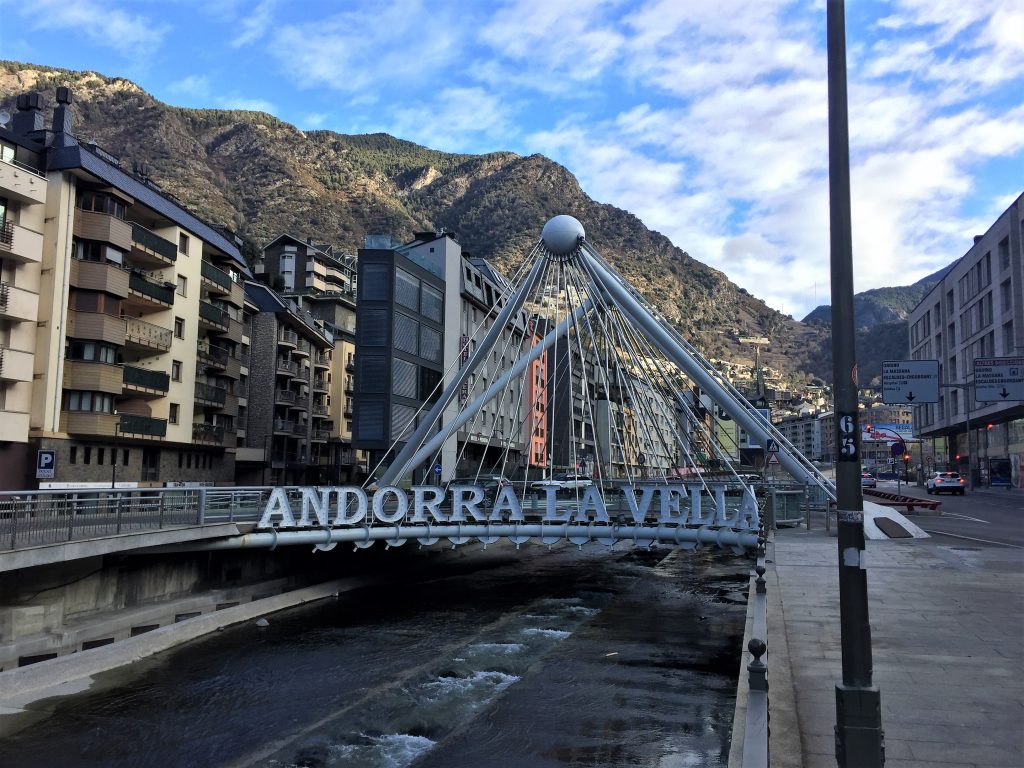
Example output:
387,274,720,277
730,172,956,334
111,410,120,489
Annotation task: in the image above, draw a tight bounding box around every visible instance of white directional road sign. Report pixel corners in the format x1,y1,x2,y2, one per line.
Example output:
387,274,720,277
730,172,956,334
882,360,939,404
973,357,1024,402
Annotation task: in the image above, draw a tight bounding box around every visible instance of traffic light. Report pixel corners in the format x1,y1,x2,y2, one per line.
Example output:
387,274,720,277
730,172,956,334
955,454,961,461
902,453,910,463
987,423,994,430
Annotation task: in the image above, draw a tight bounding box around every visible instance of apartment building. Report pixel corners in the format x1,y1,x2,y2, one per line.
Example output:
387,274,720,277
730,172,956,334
774,411,823,462
0,88,250,489
256,234,360,482
0,100,48,484
908,193,1023,485
236,282,333,485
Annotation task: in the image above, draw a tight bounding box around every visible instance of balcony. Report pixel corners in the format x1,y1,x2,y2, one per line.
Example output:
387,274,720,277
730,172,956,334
197,340,229,368
312,403,329,417
60,411,118,437
68,311,125,346
192,422,225,445
0,282,39,323
273,418,296,434
0,220,44,264
123,365,170,396
201,259,233,293
346,361,355,373
195,381,227,407
64,361,122,394
344,379,354,395
313,352,331,369
74,210,133,252
293,339,311,358
198,301,229,332
70,259,130,297
0,346,33,382
275,389,297,404
277,358,298,376
311,429,330,442
130,222,177,267
118,413,167,439
0,410,30,442
0,155,47,205
278,329,298,348
124,316,172,354
126,271,175,311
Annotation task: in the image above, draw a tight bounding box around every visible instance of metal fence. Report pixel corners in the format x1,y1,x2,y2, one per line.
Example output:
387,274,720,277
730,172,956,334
0,488,204,551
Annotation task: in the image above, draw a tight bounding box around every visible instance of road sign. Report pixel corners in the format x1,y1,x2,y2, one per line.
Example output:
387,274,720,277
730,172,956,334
767,454,780,465
433,464,443,476
882,360,939,404
973,357,1024,401
36,449,56,479
765,438,779,453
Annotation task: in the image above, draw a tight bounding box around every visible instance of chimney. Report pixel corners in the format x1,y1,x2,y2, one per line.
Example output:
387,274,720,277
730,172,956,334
973,235,984,245
12,93,44,135
50,87,74,147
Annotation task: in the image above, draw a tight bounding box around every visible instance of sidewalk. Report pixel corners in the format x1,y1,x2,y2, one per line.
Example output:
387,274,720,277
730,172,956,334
769,525,1024,767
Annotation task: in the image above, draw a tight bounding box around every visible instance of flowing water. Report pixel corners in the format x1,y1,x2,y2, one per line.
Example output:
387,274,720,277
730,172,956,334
0,543,749,768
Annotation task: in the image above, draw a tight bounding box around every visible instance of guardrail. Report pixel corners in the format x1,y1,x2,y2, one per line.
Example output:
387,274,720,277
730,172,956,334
735,523,770,767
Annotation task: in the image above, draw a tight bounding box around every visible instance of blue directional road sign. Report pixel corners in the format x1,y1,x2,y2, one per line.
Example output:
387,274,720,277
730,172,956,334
434,464,443,476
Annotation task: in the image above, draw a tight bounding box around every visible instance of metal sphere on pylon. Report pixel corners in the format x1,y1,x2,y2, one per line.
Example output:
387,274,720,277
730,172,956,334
541,215,585,258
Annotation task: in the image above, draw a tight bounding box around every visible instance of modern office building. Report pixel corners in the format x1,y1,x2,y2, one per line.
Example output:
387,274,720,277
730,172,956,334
256,234,361,482
236,282,333,485
0,88,250,489
774,411,823,463
908,192,1023,486
353,232,535,482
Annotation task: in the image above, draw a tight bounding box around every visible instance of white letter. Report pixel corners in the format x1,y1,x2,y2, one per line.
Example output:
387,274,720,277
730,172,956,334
373,486,408,523
542,486,570,521
450,485,485,521
491,485,523,521
622,485,657,524
411,485,447,522
575,485,609,522
299,487,330,527
333,487,368,525
658,486,686,523
258,487,296,528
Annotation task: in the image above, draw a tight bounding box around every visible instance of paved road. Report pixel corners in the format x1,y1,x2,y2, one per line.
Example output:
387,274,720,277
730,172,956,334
873,480,1024,547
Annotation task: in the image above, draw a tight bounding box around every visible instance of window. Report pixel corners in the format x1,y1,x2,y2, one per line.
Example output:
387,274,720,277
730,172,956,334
1003,322,1015,355
176,275,187,297
171,360,182,381
68,341,118,363
178,452,184,468
63,390,114,413
70,446,77,465
174,317,185,339
122,449,129,466
97,448,104,466
179,233,189,255
84,447,92,464
169,403,179,424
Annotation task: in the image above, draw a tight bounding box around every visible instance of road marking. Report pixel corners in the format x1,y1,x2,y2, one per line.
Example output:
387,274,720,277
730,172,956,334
920,529,1024,549
941,513,990,523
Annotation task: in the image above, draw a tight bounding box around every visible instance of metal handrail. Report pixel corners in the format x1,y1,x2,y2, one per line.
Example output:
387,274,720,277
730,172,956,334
0,220,13,246
0,154,46,177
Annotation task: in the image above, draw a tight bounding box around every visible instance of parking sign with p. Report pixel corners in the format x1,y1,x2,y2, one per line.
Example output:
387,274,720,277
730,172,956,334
36,449,56,479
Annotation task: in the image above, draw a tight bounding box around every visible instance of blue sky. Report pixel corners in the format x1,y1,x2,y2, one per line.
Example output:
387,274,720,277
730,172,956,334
2,0,1021,319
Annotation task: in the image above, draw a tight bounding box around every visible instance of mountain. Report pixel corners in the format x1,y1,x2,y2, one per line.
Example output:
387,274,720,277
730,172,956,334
1,61,828,385
799,264,957,385
801,264,956,328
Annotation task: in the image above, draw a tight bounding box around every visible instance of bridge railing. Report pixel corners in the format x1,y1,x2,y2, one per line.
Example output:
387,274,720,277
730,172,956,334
0,488,205,551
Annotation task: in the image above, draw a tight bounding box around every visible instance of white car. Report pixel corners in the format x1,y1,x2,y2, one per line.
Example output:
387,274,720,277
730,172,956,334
926,471,965,495
531,473,593,492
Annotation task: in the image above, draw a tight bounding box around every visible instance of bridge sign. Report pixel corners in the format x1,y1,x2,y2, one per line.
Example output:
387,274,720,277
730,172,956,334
882,360,939,404
973,357,1024,402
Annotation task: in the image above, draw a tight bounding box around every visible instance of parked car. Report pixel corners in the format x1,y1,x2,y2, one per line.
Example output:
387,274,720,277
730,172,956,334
531,473,593,492
860,472,877,488
926,471,965,495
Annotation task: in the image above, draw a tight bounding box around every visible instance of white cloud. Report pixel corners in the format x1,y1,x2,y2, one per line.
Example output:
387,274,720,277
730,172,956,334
168,74,212,100
232,0,277,47
385,86,518,153
25,0,170,59
219,96,277,114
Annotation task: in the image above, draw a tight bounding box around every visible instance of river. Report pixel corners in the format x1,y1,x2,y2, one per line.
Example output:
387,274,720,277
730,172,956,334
0,543,749,768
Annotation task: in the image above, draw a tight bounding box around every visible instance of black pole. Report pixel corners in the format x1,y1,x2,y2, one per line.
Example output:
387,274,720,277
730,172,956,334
827,1,885,765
